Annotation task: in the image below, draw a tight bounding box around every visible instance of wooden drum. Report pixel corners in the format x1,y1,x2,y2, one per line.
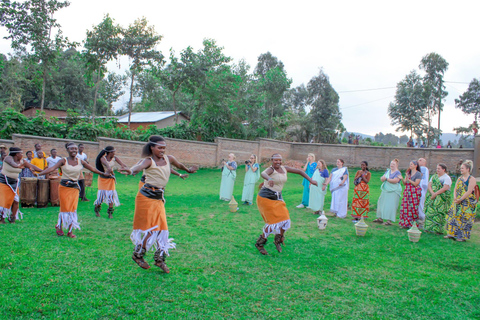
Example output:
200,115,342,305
49,177,61,207
37,179,50,208
84,172,93,187
20,177,37,208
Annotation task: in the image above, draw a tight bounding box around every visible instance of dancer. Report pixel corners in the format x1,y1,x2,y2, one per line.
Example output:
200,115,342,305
219,153,237,201
325,159,349,218
0,147,41,224
445,160,477,242
94,146,129,218
296,153,317,208
374,159,402,225
38,142,106,238
241,154,260,205
399,160,423,229
307,159,329,214
417,158,429,228
126,136,197,272
424,163,451,234
255,154,317,255
351,161,371,222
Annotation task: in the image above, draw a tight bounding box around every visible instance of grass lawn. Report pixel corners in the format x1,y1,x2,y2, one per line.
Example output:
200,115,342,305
1,167,480,319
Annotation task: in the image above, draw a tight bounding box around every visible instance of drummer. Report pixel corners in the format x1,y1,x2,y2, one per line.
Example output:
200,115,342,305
38,142,107,238
0,147,42,224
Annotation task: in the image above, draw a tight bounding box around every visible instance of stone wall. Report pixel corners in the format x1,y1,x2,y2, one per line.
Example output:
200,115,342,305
4,134,475,173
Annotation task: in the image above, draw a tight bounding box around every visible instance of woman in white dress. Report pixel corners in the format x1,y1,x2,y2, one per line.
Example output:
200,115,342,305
325,159,349,218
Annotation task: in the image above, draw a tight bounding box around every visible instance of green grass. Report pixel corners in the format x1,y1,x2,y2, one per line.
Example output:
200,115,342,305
1,167,479,319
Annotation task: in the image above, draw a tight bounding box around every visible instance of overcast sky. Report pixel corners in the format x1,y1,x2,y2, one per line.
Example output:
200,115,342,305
1,0,477,136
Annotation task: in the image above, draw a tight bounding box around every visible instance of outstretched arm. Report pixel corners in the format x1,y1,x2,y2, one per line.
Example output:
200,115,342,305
38,159,65,176
81,160,108,176
171,168,188,180
285,166,318,186
168,155,198,173
128,158,153,176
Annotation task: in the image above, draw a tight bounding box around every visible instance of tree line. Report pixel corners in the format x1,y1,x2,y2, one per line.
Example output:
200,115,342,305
0,1,343,143
388,53,479,147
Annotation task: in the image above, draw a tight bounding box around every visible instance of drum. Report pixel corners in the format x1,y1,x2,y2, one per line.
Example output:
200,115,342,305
49,178,61,206
37,179,50,208
84,172,93,187
20,177,37,208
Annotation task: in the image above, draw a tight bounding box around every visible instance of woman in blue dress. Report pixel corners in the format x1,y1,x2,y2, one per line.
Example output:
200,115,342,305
297,153,317,208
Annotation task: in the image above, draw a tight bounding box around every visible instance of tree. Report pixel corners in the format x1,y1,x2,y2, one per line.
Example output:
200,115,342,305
388,70,426,138
0,0,71,110
254,52,291,138
455,78,480,122
83,14,122,118
307,69,342,144
419,52,449,132
121,17,163,126
98,72,126,115
160,46,198,123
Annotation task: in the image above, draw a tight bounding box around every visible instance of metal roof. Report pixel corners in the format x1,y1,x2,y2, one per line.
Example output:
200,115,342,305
117,111,185,123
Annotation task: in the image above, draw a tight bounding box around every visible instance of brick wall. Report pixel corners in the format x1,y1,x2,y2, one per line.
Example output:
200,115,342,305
5,134,475,173
12,134,99,160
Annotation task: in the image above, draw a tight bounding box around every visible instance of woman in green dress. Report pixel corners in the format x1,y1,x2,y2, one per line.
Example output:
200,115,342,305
241,154,260,205
445,160,477,242
219,153,237,201
374,159,402,225
308,159,329,214
424,163,452,234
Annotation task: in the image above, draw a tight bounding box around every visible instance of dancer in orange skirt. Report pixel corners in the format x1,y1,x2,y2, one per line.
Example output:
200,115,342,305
351,161,371,222
94,146,129,218
39,143,108,238
0,147,42,224
255,154,317,255
124,136,197,272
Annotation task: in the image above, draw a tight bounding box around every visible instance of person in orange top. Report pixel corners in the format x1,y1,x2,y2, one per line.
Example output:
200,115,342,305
31,151,47,178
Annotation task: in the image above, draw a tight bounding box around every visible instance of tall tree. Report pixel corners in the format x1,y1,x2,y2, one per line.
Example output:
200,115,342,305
455,78,480,122
98,72,126,116
388,70,426,139
83,14,122,118
419,52,449,132
254,52,291,138
307,69,342,143
0,0,71,110
121,17,163,126
160,46,197,123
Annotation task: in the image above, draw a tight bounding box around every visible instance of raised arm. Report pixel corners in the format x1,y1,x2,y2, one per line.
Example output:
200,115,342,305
285,166,318,186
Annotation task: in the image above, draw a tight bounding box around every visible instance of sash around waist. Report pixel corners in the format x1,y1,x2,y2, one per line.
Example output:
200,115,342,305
258,187,283,201
139,183,165,201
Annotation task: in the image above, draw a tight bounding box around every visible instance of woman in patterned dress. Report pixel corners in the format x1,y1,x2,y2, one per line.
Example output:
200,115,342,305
399,160,423,229
424,163,452,234
351,161,371,222
445,160,477,242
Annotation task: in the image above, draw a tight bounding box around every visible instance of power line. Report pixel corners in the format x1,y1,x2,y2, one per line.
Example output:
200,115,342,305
445,81,470,84
340,96,394,110
338,86,395,93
